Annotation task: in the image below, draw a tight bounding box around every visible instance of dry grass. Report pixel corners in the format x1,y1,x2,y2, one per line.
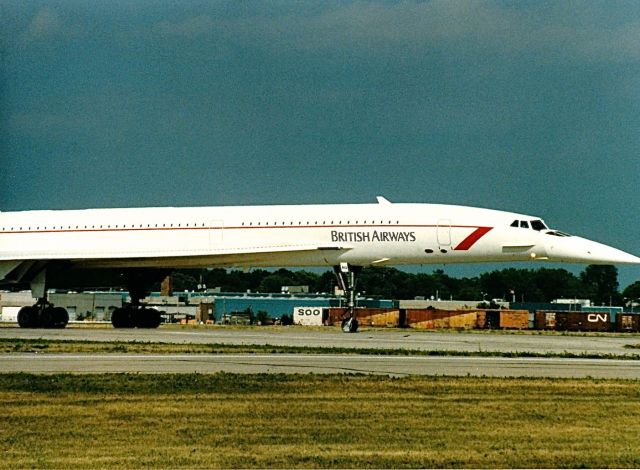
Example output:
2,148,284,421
1,374,640,468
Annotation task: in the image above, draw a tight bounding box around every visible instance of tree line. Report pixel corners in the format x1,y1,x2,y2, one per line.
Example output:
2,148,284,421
168,266,640,307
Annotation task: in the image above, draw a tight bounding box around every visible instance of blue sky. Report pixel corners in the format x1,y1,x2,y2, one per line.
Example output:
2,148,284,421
1,1,639,288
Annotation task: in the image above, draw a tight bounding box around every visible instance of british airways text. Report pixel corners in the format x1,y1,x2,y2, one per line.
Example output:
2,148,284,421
330,230,416,243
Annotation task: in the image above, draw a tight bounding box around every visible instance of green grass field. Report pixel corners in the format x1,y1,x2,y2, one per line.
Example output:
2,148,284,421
1,373,640,468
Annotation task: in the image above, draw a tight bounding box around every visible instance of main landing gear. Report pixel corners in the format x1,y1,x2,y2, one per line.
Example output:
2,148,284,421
333,263,362,333
111,271,161,328
17,270,69,329
16,267,163,329
17,300,69,329
111,305,161,328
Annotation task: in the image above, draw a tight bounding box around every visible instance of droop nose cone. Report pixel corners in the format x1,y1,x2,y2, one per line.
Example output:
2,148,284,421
546,236,640,265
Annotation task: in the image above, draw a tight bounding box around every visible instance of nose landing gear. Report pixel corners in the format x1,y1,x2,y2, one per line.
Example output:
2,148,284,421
334,263,362,333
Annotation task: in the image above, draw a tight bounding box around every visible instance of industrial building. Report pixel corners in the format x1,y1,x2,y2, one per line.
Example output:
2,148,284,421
0,290,391,324
146,291,392,323
0,291,124,322
1,290,637,332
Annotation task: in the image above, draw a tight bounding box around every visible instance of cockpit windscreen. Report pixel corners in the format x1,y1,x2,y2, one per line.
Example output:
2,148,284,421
530,220,547,231
510,219,548,231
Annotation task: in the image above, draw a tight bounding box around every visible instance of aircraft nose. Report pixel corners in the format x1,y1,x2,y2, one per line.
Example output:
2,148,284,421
546,235,640,265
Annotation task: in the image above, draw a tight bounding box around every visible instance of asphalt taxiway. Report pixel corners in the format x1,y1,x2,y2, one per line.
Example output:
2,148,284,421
1,325,638,355
2,326,640,378
1,353,640,378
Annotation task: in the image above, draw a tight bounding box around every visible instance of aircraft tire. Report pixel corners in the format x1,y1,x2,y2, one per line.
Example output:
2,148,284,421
17,306,37,328
134,309,147,328
148,308,162,328
52,307,69,328
341,318,359,333
112,307,133,328
136,308,161,328
41,306,56,328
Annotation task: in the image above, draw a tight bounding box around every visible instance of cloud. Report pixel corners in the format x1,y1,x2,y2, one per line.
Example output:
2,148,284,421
154,15,216,38
576,21,640,63
145,1,640,65
14,2,640,66
23,7,64,41
305,1,640,64
8,111,95,136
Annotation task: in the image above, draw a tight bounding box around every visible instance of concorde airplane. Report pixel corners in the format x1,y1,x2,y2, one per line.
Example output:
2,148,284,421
0,197,638,332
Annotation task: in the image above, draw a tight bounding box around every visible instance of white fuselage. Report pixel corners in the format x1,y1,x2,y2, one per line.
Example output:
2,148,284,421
0,200,638,276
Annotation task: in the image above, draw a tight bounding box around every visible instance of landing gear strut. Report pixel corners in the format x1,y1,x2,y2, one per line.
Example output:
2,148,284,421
334,263,362,333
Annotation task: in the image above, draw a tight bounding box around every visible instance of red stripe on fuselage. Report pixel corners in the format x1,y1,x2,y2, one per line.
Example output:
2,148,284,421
453,227,493,250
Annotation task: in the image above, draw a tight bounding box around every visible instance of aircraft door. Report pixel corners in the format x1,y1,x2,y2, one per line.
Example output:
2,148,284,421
209,220,224,248
437,219,451,246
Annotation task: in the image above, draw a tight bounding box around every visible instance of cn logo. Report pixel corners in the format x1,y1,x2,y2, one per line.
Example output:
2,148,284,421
587,313,607,323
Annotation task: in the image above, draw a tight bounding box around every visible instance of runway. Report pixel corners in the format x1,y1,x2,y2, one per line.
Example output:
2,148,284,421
1,353,639,378
2,326,640,378
1,325,639,355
